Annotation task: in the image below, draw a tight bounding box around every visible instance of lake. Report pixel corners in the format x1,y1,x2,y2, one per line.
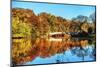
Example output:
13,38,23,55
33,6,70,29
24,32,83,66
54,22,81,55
12,37,96,65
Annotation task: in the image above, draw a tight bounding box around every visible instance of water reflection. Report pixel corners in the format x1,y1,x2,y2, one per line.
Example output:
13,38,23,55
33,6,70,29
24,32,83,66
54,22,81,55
12,37,96,65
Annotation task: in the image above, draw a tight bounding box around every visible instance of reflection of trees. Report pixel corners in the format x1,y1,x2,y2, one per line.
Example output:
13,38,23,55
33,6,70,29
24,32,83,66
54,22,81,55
12,38,36,65
89,45,96,60
71,46,89,60
86,39,96,60
70,39,95,61
12,38,95,64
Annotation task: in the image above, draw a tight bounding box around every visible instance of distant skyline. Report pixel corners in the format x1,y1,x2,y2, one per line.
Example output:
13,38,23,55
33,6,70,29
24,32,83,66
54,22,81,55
12,1,96,20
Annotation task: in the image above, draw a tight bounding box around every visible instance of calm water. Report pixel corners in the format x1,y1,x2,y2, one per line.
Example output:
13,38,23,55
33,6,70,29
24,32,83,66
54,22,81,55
12,37,96,65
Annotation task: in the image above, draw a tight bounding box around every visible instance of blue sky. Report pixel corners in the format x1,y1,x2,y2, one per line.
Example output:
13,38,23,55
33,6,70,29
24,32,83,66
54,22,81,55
12,1,95,19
